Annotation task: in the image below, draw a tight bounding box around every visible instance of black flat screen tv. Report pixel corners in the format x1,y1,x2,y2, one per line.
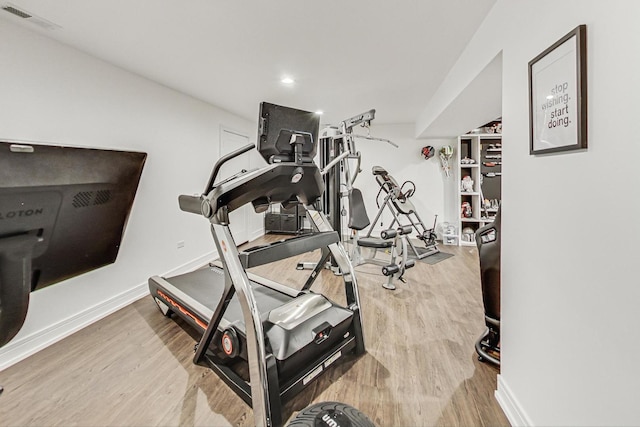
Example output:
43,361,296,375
257,102,320,163
0,141,146,346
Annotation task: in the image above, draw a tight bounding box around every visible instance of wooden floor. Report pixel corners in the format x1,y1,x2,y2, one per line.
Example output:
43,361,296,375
0,236,508,427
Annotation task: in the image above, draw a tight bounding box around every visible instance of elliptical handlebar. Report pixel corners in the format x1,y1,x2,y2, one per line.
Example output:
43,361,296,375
204,143,255,194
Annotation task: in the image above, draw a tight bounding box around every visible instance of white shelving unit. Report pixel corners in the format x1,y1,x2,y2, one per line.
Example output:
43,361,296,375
456,133,502,246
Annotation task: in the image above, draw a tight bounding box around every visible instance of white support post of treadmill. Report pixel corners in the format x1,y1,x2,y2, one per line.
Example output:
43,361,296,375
210,222,273,427
305,208,365,353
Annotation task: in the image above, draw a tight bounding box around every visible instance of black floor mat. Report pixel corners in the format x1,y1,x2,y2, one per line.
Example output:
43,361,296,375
412,247,454,265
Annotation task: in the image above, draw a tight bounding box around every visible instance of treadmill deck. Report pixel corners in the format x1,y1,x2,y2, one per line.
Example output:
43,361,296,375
153,265,292,334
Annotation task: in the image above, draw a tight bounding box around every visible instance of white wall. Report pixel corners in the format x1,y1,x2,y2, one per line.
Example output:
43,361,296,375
346,124,450,238
420,1,640,425
0,20,263,369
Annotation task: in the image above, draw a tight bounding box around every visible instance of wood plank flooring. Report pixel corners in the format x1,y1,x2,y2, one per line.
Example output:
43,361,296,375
0,236,508,426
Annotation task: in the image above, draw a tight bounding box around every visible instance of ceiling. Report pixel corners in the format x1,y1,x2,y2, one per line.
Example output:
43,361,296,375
0,0,497,129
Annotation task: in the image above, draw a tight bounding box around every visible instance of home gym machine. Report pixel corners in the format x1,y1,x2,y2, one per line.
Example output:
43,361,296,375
296,110,412,288
475,207,501,366
318,109,398,245
148,102,366,427
364,166,439,260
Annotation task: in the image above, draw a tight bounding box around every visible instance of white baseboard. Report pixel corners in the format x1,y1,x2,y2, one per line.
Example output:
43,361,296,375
495,374,533,427
0,250,216,372
158,250,218,278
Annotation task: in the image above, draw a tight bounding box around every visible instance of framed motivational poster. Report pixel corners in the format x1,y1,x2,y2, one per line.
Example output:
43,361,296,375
529,25,587,155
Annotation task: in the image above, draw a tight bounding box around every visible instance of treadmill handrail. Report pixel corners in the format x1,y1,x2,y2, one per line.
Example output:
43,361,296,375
204,162,323,218
204,143,255,194
178,194,203,215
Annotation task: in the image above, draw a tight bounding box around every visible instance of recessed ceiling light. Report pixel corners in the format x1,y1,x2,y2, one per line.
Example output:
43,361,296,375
315,110,324,115
281,76,295,84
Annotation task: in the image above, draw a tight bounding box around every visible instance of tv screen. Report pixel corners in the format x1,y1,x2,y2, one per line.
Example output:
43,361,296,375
257,102,320,163
0,141,146,346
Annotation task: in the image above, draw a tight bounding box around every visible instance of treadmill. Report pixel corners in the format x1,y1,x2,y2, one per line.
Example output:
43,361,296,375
148,103,366,427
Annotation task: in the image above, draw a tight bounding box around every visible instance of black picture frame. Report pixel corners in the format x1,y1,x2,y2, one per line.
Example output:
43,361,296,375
529,25,587,155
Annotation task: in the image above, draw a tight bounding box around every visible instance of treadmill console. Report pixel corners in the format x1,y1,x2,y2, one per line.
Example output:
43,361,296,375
257,102,320,164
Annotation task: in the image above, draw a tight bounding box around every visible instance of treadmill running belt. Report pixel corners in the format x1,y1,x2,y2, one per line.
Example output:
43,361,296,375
165,265,292,333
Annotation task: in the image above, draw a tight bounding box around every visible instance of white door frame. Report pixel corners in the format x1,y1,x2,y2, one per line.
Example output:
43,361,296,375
219,126,251,245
